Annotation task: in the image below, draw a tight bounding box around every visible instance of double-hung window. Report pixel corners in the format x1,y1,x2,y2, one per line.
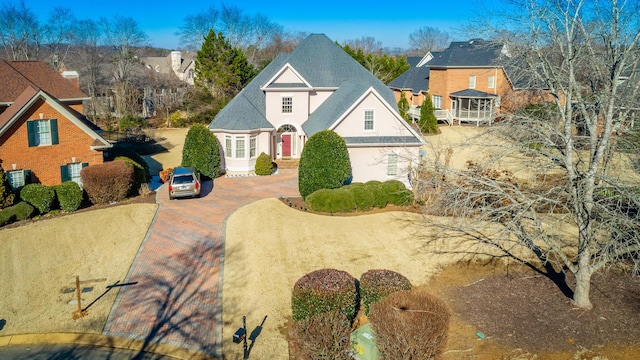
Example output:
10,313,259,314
27,119,59,147
387,153,399,176
61,162,87,186
249,137,257,158
7,170,29,189
236,138,245,159
432,95,443,109
282,96,292,113
364,110,374,131
488,75,495,89
225,136,232,157
469,75,477,89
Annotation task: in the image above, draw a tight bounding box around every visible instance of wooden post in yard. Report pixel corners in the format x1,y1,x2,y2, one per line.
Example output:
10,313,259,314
72,275,88,320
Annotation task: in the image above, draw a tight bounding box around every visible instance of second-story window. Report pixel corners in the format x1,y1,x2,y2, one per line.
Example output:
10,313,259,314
364,110,374,131
27,119,58,147
488,75,495,89
469,75,476,89
282,96,292,113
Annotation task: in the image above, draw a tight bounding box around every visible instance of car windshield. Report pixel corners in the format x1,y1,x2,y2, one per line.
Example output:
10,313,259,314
173,175,195,184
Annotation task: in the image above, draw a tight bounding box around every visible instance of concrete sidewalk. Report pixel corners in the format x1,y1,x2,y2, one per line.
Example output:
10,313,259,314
102,169,299,358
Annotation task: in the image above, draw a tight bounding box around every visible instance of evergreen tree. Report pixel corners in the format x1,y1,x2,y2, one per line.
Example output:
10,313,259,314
195,30,257,98
397,92,411,123
0,167,16,209
419,93,438,134
181,124,222,178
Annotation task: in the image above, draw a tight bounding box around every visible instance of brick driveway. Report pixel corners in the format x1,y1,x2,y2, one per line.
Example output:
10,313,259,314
103,170,299,358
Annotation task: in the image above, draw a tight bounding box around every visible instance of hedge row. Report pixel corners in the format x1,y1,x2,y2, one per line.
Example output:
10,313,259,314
0,202,35,227
305,180,414,213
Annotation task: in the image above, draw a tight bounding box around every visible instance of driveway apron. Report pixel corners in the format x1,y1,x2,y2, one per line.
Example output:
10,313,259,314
103,169,299,357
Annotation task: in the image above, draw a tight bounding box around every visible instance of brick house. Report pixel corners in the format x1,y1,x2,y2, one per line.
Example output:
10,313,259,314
0,60,111,188
390,39,532,126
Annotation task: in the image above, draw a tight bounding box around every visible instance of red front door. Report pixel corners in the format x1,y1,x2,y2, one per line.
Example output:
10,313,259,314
282,134,292,157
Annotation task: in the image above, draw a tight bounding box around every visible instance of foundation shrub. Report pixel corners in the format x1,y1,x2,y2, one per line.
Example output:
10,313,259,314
19,183,56,214
0,167,16,209
115,156,148,195
345,183,374,211
382,180,414,206
0,208,16,226
289,310,352,360
254,152,274,176
306,188,356,213
360,269,412,315
55,181,83,212
291,268,358,322
106,144,151,180
365,182,388,208
369,289,450,359
0,201,34,226
81,161,134,205
298,130,351,199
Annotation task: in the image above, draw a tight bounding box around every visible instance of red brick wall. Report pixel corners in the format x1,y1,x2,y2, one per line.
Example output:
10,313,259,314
0,99,104,185
428,67,511,111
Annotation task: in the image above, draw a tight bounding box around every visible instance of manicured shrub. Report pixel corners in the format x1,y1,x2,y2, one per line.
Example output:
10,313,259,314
20,183,55,214
0,201,33,226
0,167,16,209
106,144,151,180
289,311,352,360
0,208,16,226
305,188,356,213
292,268,358,323
365,181,388,209
81,161,134,205
182,124,221,178
382,180,414,206
360,269,412,315
115,156,147,195
369,289,450,359
345,183,374,211
298,130,351,199
55,181,83,212
254,152,273,176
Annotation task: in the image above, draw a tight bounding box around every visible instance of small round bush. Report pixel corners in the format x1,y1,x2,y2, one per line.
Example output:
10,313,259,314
292,268,357,322
115,156,147,194
12,201,35,220
20,183,56,214
360,269,412,315
369,289,450,359
365,182,388,208
289,310,352,360
55,181,83,212
345,184,374,211
254,152,273,176
382,180,414,206
306,188,356,213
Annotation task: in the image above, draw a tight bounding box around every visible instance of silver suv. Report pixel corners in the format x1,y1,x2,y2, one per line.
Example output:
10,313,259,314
168,167,201,200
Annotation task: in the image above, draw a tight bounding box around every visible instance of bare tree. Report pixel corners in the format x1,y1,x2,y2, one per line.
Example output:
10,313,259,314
343,36,383,55
176,6,219,51
101,15,148,84
0,0,41,60
408,26,450,54
42,7,76,71
71,19,108,121
419,0,640,309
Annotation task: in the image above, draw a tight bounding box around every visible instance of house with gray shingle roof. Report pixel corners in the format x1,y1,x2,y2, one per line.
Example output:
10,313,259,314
209,34,424,186
388,52,439,122
0,60,111,188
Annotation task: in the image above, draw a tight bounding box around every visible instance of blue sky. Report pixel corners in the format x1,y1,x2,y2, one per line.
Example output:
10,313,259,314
23,0,479,50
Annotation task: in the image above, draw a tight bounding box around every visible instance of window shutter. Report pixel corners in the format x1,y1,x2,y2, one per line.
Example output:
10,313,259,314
60,164,70,182
23,170,31,184
27,121,37,147
50,119,59,145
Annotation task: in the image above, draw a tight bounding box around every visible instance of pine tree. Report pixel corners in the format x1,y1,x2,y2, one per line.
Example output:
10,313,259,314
419,93,438,134
0,167,16,209
397,92,411,123
195,30,257,98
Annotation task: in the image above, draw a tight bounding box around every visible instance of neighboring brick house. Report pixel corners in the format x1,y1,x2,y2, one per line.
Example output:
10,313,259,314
390,39,531,126
210,34,424,186
0,60,111,188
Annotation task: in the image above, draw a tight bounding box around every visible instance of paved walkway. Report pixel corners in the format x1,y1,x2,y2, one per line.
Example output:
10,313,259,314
103,169,299,358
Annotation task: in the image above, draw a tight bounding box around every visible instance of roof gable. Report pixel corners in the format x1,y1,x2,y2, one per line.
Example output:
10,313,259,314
263,63,311,88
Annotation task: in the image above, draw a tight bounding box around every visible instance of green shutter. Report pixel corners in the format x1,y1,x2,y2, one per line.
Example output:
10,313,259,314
81,162,89,168
23,169,31,184
27,121,37,147
50,119,59,145
61,164,70,182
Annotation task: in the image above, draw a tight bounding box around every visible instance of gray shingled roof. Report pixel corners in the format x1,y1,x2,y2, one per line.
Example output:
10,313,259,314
210,34,398,132
426,39,506,68
387,66,430,94
450,89,499,98
343,136,424,145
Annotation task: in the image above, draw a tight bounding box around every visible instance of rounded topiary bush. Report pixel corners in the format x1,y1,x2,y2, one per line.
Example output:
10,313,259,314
55,181,84,212
360,269,412,315
19,183,56,214
382,180,414,206
305,188,356,213
289,310,352,360
365,181,388,209
81,161,134,205
115,156,147,195
254,152,274,176
292,268,358,322
345,183,374,211
298,130,351,199
369,289,450,359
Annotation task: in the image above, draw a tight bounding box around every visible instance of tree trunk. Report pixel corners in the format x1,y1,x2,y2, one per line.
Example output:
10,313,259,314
572,253,593,309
